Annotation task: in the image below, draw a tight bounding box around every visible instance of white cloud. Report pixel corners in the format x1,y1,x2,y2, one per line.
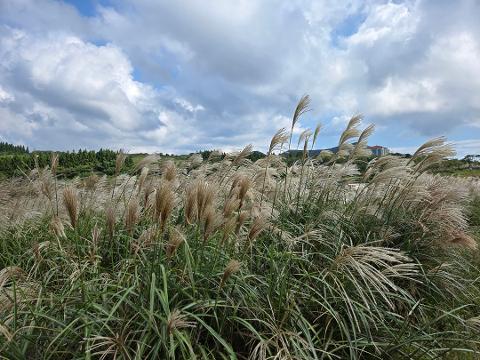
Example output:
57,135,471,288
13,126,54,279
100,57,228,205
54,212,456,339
0,26,293,153
174,98,204,113
0,85,14,102
368,77,443,115
453,139,480,158
336,1,480,138
0,107,38,136
0,28,172,149
7,32,154,129
346,2,417,47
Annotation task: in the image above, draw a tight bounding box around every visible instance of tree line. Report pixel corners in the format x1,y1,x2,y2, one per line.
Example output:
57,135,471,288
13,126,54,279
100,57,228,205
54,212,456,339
0,141,29,154
0,146,134,178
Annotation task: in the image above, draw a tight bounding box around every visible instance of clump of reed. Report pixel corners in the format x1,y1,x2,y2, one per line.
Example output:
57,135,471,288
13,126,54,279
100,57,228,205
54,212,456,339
0,96,479,359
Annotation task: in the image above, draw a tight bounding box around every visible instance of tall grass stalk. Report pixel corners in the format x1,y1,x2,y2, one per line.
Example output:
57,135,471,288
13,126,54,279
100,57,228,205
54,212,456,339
283,95,310,201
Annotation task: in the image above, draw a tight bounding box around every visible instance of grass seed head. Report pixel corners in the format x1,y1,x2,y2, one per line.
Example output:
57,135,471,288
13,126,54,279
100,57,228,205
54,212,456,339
39,175,53,201
132,225,157,254
155,182,174,231
91,223,101,248
229,174,251,208
312,122,322,148
115,150,127,176
291,94,311,131
247,216,267,243
207,150,223,162
235,211,249,235
195,180,214,222
223,196,241,218
167,309,196,334
84,173,100,191
166,227,185,258
50,152,59,176
134,154,159,173
202,205,218,242
137,167,149,193
232,144,253,167
184,183,198,225
50,216,66,238
268,128,289,155
162,160,177,182
143,181,154,207
297,129,312,148
0,266,26,288
221,216,237,245
238,176,251,207
188,154,203,170
125,199,140,235
220,259,241,288
63,187,78,228
448,231,478,250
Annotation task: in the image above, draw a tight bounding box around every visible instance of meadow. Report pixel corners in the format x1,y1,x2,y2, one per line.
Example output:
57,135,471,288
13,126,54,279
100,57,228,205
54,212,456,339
1,96,480,359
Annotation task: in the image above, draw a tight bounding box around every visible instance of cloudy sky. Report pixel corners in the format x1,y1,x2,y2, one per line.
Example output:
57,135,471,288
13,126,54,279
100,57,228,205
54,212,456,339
0,0,479,156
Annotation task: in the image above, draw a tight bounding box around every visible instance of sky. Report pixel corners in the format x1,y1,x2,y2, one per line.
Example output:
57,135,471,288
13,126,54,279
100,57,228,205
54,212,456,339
0,0,479,156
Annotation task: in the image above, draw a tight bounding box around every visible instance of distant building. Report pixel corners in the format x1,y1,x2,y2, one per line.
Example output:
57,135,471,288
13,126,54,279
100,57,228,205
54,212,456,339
284,144,391,158
368,145,390,157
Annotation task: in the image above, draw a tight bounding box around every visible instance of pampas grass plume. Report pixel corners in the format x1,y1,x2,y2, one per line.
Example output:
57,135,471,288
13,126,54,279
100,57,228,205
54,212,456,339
166,227,185,258
220,260,241,288
115,151,127,176
63,187,78,228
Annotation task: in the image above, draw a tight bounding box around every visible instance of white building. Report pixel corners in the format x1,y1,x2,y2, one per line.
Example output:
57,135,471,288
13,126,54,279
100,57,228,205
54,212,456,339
368,145,390,157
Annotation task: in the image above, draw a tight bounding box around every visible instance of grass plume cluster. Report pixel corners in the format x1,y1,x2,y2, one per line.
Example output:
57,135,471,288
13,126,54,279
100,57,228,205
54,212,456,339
1,97,480,359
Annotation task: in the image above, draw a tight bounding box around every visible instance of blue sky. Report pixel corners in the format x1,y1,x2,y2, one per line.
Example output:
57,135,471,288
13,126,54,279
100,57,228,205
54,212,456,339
0,0,480,156
63,0,99,17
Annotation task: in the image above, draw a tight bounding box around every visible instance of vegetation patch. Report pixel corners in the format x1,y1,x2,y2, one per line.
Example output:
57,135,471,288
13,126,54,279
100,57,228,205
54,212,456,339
1,97,480,359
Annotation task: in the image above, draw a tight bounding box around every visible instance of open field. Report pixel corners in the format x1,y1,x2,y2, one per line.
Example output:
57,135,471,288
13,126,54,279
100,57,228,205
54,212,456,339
1,102,480,359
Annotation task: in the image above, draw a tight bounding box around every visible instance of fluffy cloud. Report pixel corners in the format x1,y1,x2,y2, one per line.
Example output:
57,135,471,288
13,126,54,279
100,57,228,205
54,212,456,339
0,0,480,155
0,26,293,152
0,28,161,149
343,1,480,137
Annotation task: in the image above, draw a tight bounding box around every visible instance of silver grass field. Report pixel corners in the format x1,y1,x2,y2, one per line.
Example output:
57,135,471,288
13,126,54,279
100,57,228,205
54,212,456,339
1,97,480,359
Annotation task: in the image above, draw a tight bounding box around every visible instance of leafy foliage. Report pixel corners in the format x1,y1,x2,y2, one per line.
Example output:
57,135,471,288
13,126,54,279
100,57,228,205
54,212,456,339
0,149,134,178
0,141,29,154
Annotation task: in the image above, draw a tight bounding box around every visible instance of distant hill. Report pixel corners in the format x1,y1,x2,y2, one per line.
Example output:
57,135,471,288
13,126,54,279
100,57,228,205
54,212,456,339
282,147,336,157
